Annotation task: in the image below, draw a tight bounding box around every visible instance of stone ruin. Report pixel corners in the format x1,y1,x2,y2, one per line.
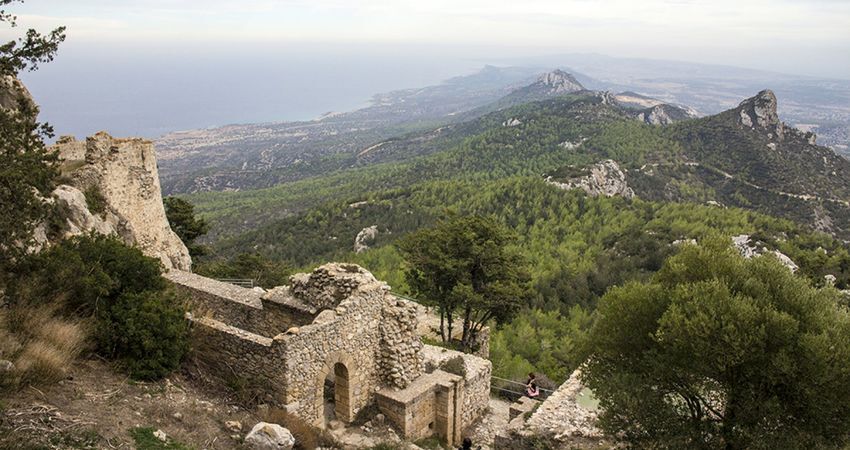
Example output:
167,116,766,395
495,369,605,449
165,263,491,446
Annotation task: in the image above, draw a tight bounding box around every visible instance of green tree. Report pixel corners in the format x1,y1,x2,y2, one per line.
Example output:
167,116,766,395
0,0,65,273
163,196,209,257
398,215,530,350
583,236,850,449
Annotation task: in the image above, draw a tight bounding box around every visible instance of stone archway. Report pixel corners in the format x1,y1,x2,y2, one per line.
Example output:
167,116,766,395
315,352,356,427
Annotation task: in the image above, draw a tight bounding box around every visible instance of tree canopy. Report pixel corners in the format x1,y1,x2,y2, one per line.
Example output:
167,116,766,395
398,215,530,350
164,196,210,257
582,236,850,449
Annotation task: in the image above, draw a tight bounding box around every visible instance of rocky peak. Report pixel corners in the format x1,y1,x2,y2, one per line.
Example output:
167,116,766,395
635,103,697,126
735,89,785,139
535,70,585,94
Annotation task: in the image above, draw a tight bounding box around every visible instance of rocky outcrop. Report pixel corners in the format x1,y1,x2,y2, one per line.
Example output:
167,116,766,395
546,160,635,199
734,89,793,142
536,70,585,94
0,76,34,111
635,103,697,125
354,225,379,253
44,132,191,270
732,234,798,272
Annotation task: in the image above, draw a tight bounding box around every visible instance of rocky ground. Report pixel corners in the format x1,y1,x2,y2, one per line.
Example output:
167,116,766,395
0,358,260,449
465,398,511,450
0,356,504,449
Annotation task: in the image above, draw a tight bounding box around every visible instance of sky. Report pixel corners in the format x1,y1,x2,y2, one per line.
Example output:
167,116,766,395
2,0,849,137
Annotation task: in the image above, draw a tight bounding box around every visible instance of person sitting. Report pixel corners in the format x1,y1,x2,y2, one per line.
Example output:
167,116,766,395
526,372,540,398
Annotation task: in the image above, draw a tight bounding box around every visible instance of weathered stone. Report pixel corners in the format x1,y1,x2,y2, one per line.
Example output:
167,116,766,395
0,360,14,373
153,429,167,442
245,422,295,450
45,133,191,270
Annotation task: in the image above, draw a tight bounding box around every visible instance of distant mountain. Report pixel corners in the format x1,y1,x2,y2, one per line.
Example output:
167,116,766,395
499,70,585,102
189,87,850,253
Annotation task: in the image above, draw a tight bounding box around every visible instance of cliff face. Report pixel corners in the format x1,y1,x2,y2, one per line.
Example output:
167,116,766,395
46,132,191,271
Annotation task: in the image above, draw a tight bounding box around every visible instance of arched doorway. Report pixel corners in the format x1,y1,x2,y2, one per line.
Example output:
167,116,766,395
315,354,355,427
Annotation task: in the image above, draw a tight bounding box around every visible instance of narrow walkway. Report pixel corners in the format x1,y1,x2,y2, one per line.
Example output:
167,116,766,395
466,397,511,449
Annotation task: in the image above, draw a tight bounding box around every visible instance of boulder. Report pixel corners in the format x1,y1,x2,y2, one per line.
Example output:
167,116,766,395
0,360,14,373
225,420,242,432
244,422,295,450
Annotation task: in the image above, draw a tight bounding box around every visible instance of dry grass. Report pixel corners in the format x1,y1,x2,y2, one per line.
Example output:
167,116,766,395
1,305,88,388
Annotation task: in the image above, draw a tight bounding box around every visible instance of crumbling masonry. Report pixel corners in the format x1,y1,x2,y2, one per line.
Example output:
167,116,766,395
165,263,490,446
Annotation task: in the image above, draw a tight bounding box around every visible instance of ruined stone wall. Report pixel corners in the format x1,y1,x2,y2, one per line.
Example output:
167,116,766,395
421,345,492,431
188,315,287,404
278,279,390,426
48,132,191,270
380,297,423,389
166,270,315,337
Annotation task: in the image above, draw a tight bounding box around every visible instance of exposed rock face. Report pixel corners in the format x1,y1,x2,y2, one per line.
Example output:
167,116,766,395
732,234,799,272
244,422,295,450
354,225,379,253
546,160,635,199
536,70,585,94
635,103,697,125
735,89,786,140
0,76,34,111
46,133,191,270
502,117,522,127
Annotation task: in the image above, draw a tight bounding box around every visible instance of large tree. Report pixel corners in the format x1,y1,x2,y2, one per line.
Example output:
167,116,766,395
398,215,530,350
0,0,65,273
583,236,850,449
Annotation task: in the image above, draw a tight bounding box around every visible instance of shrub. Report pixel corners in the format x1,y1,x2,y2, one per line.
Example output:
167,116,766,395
6,234,187,381
98,289,189,381
84,185,107,216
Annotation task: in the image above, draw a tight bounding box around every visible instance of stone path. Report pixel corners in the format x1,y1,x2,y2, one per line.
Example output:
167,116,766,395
465,397,511,449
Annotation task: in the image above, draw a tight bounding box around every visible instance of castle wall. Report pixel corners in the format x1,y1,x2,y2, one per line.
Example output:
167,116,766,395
188,315,288,403
166,270,315,337
277,281,388,426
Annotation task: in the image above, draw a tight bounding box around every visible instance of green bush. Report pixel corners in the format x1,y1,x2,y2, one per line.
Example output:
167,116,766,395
84,185,107,216
98,289,188,380
7,234,187,380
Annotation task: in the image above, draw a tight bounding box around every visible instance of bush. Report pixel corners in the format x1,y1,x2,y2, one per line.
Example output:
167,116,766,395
6,234,187,381
84,185,107,216
97,289,189,380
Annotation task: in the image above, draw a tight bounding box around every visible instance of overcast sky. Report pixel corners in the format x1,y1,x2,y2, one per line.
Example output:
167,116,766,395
3,0,849,138
3,0,849,78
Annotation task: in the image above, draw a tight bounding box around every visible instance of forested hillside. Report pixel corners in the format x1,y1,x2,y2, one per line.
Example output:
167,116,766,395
187,87,850,384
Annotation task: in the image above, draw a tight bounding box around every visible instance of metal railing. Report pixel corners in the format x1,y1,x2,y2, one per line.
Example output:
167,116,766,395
491,375,556,400
216,278,255,288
